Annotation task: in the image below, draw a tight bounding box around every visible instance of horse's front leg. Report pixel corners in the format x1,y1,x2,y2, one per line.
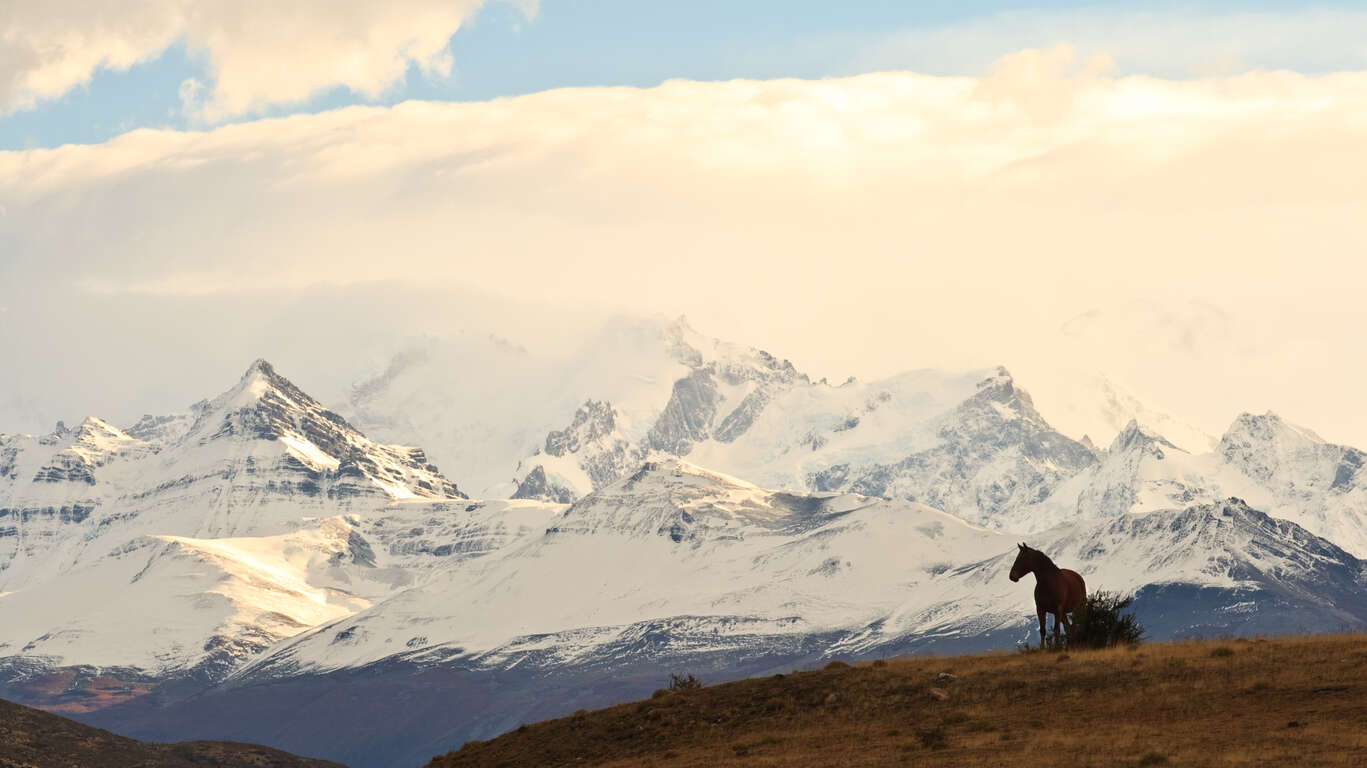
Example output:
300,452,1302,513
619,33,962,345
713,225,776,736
1037,608,1047,649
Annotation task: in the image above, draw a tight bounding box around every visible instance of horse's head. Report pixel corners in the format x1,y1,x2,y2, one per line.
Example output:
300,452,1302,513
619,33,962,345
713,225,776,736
1008,542,1031,582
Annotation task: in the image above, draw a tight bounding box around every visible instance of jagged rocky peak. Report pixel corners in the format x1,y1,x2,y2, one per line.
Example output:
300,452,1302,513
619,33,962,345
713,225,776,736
968,366,1044,420
1108,419,1182,458
186,359,467,500
30,417,147,485
1219,410,1366,493
545,400,617,457
193,359,360,444
511,464,577,504
514,398,642,503
647,337,810,453
69,416,140,451
1220,411,1325,451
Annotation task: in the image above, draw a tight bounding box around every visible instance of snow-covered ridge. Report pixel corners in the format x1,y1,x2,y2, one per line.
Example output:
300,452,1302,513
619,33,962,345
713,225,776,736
236,459,1011,678
495,319,1106,531
240,470,1365,683
0,360,473,675
1003,409,1367,558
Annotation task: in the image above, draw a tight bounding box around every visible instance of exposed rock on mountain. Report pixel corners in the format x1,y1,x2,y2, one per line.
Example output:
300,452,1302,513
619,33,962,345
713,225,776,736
809,368,1098,524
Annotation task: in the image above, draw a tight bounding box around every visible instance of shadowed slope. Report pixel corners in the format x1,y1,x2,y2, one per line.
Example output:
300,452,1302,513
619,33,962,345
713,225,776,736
0,696,345,767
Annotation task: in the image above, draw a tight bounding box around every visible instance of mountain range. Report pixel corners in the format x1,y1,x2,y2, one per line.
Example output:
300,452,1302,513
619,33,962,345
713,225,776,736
1,317,1364,767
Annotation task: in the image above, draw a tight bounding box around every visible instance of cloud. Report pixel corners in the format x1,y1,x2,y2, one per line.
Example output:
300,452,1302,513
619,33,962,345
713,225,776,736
1,55,1367,445
860,7,1367,78
0,0,532,120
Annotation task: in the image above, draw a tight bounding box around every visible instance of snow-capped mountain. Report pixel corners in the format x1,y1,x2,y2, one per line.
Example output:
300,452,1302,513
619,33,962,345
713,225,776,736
0,360,471,677
999,412,1367,558
805,368,1098,525
374,317,1103,531
2,328,1366,768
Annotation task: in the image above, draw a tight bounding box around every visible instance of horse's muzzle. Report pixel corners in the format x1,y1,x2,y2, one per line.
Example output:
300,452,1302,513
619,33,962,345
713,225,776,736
1009,573,1020,582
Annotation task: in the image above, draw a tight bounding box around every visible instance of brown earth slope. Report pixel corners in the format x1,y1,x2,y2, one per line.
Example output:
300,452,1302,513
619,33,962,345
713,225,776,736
428,634,1367,768
0,697,346,768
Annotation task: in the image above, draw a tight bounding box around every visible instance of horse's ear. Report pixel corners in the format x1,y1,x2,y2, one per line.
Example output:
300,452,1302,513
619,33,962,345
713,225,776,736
1018,542,1025,550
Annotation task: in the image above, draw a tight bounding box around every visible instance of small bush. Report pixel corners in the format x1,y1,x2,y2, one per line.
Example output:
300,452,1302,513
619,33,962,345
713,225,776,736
824,660,850,670
916,725,948,750
1211,646,1235,658
668,672,702,692
1067,590,1145,649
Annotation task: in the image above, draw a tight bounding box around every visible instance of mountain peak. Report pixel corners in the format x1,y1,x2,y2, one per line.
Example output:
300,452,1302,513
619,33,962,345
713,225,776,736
219,359,287,411
1109,418,1181,456
1221,411,1325,447
178,359,467,500
970,365,1043,421
977,366,1014,389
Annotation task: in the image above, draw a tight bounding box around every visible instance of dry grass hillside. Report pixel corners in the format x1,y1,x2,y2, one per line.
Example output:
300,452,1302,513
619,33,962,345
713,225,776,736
428,634,1367,768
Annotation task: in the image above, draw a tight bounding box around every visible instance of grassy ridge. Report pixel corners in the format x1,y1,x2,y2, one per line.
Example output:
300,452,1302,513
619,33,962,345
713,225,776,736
428,634,1367,767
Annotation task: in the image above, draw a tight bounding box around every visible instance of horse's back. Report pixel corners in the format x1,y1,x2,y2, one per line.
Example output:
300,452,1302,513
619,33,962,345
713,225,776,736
1061,569,1086,612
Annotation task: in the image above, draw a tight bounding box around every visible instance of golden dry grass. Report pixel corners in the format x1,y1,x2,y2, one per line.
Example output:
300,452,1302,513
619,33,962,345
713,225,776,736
428,634,1367,768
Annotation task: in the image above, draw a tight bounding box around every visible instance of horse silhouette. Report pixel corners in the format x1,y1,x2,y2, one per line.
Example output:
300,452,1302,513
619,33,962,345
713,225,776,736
1009,543,1086,649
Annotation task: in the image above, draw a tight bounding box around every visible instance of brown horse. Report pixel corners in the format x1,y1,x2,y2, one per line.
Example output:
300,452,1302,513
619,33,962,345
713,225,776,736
1009,543,1086,648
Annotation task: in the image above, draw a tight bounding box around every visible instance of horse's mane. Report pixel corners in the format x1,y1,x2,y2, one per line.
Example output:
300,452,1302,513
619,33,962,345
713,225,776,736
1030,547,1060,574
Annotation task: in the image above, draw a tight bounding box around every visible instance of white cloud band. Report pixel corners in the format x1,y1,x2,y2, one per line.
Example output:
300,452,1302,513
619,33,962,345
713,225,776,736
2,51,1367,445
0,0,530,119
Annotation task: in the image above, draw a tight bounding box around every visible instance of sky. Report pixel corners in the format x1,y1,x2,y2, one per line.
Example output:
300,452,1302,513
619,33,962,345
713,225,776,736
2,1,1367,449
